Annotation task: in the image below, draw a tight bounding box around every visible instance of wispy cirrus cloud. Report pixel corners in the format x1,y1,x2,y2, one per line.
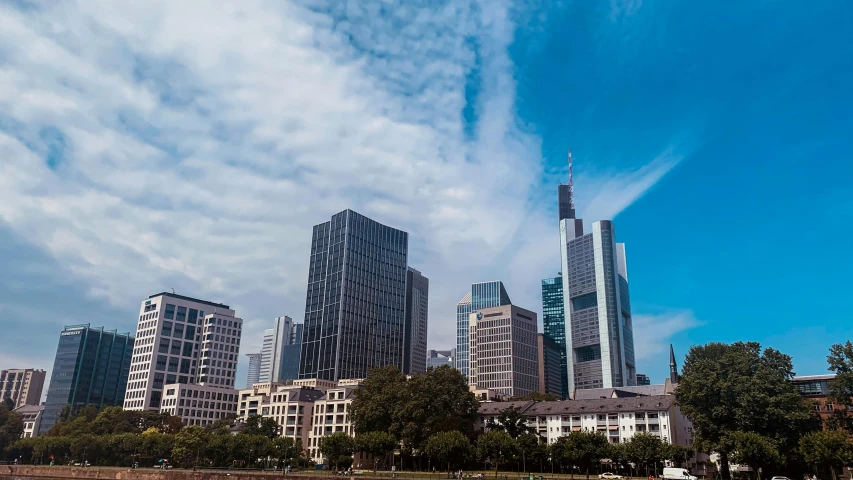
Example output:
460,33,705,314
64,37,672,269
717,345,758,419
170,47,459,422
0,0,687,385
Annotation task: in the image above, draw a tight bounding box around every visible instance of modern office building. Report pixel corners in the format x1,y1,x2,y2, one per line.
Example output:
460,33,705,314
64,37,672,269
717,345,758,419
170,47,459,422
0,369,46,408
456,281,512,377
537,334,563,398
427,349,456,369
636,373,651,386
468,304,539,398
541,275,568,399
403,267,429,375
559,152,636,396
245,353,262,387
40,324,133,435
123,292,242,412
299,209,409,381
259,316,302,383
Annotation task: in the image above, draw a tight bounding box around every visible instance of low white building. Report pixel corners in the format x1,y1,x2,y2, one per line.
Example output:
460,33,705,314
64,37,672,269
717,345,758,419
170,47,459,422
159,383,238,427
307,383,358,463
14,404,44,438
478,395,693,446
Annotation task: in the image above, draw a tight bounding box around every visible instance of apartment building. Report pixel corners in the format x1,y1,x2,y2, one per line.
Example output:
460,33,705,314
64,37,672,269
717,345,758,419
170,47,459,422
14,404,45,438
307,383,358,463
477,396,693,446
159,383,239,427
0,369,46,408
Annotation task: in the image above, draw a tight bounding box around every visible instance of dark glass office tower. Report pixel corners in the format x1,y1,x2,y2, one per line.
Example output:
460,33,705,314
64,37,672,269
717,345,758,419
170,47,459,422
278,323,303,382
40,324,133,435
542,275,568,399
299,209,409,381
403,267,429,375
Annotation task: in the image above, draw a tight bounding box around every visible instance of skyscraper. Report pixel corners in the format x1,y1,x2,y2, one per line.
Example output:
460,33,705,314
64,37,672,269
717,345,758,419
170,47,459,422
541,275,569,399
468,304,539,398
456,281,512,377
299,209,409,381
260,316,299,383
537,334,563,398
0,369,46,408
559,152,636,396
245,353,262,387
403,267,429,375
41,324,133,435
426,349,456,369
278,323,303,382
123,292,242,411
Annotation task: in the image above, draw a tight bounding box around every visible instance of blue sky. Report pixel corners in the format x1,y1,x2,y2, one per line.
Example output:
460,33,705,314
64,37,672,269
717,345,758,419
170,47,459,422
0,0,850,390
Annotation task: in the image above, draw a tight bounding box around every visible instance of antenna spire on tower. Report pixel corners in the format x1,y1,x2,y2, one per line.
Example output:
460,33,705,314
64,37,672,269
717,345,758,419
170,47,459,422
568,150,574,210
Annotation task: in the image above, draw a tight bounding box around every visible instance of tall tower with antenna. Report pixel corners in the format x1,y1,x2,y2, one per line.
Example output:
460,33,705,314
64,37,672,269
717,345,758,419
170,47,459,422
558,149,636,398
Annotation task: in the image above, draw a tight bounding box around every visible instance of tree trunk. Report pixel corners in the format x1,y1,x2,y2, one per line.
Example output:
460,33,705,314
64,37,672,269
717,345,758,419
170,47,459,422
718,452,731,480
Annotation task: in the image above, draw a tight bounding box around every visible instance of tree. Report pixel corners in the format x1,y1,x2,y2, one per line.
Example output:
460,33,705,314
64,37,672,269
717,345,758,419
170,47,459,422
244,414,280,439
349,365,408,437
726,432,781,480
477,430,515,477
272,436,301,469
799,430,853,480
319,432,355,471
397,365,481,449
607,443,630,476
487,405,534,439
90,407,142,435
424,431,473,472
354,431,397,471
0,401,24,455
516,433,548,473
662,444,694,468
826,341,853,431
625,433,665,477
172,425,207,467
676,342,819,480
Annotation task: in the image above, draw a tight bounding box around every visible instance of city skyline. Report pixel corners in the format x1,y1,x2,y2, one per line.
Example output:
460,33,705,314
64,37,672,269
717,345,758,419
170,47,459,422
1,0,850,394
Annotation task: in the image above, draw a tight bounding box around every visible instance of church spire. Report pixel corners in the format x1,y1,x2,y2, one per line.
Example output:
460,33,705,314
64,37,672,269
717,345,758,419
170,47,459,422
669,344,679,384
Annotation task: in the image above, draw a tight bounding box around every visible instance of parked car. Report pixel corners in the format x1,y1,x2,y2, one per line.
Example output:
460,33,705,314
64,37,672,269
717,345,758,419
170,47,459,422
662,468,697,480
599,473,623,480
771,477,792,480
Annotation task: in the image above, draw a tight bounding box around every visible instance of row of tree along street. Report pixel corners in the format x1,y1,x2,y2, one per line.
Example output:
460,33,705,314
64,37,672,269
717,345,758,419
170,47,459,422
1,341,853,479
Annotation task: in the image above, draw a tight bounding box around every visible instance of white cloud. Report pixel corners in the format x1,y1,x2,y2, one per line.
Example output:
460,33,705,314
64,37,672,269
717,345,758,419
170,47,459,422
0,0,684,379
632,309,701,363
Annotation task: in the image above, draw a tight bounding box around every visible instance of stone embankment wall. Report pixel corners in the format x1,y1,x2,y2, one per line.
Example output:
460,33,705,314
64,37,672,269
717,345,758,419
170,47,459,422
1,466,342,480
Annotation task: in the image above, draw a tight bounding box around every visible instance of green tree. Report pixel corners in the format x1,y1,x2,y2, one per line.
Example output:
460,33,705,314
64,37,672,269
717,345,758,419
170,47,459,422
799,429,853,480
319,432,355,471
607,442,630,476
398,365,481,449
90,407,140,435
486,405,534,439
662,444,694,468
424,431,473,472
625,433,665,477
172,425,207,467
516,433,548,473
271,436,302,469
354,431,397,471
349,365,408,436
726,432,781,480
676,342,819,480
244,414,280,439
0,401,24,455
477,430,515,477
826,341,853,431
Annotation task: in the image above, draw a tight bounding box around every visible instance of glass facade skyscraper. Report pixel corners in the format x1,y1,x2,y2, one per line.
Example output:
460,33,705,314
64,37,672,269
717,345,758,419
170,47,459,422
541,275,568,399
559,157,636,397
299,209,409,381
40,324,133,435
455,281,512,377
403,267,429,375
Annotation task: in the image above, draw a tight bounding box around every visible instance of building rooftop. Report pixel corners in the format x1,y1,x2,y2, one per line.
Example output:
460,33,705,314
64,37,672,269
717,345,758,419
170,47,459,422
573,384,668,399
478,395,678,416
148,292,230,310
478,401,536,415
792,374,836,381
13,404,45,414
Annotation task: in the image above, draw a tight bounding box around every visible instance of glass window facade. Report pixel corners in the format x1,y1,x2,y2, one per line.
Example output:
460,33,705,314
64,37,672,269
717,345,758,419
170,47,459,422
40,325,133,435
542,276,568,399
298,209,409,381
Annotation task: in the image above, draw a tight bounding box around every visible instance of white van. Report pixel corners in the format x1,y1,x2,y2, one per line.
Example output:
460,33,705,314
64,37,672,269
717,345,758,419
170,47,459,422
662,468,697,480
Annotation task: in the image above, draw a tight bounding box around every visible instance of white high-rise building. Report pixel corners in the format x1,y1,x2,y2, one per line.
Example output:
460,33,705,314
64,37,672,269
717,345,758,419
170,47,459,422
259,316,297,384
559,152,636,397
124,292,242,411
468,304,539,398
